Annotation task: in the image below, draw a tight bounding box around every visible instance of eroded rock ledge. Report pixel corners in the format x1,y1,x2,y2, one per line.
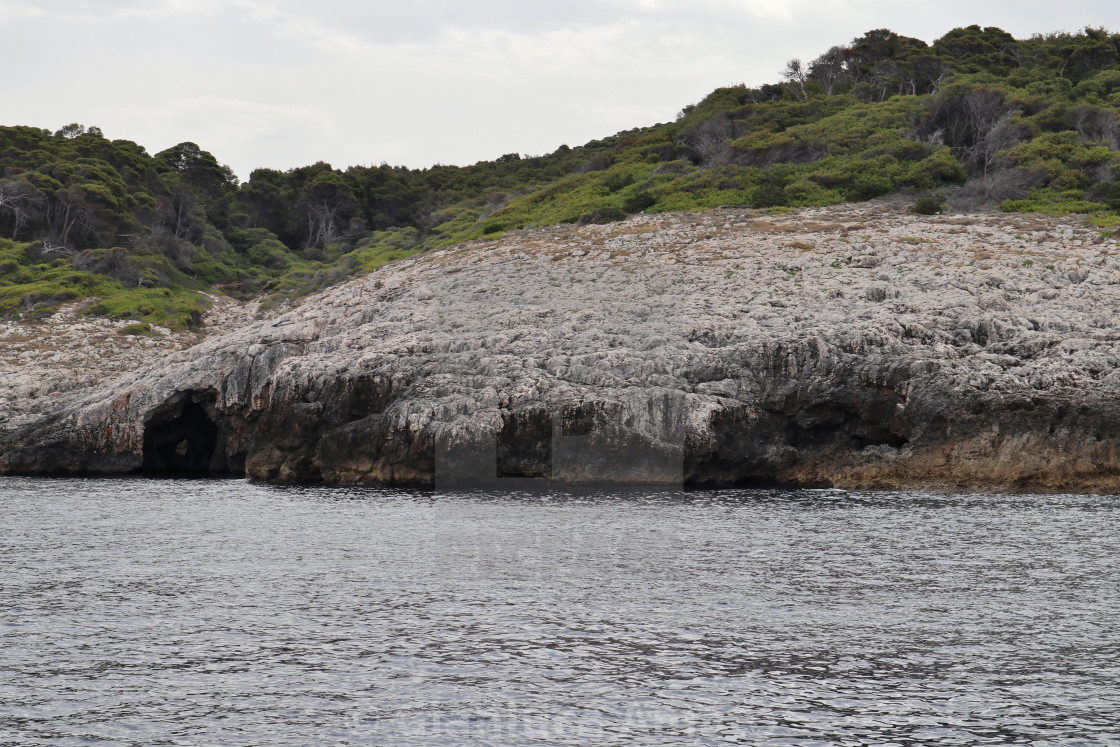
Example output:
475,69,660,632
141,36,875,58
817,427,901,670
4,201,1120,492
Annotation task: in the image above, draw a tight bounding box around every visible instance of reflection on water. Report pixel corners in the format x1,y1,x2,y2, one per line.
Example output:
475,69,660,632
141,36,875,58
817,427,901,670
2,478,1119,745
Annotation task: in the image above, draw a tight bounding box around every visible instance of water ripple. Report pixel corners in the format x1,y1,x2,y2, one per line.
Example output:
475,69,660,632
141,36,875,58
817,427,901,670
2,478,1119,745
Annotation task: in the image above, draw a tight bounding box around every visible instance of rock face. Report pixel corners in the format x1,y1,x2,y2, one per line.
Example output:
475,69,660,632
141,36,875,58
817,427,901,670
0,295,257,433
4,201,1120,492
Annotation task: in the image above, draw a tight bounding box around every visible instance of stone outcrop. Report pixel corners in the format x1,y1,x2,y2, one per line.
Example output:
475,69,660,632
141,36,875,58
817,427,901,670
4,200,1120,492
0,295,258,433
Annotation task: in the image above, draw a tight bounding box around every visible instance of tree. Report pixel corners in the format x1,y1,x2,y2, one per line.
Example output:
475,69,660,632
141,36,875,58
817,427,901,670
869,60,903,100
298,169,356,250
236,168,293,233
348,164,425,231
847,29,928,82
0,176,40,239
932,26,1018,73
907,55,949,95
1058,29,1120,82
781,59,810,100
809,46,850,95
55,123,86,139
156,181,204,243
915,85,1023,175
155,142,237,227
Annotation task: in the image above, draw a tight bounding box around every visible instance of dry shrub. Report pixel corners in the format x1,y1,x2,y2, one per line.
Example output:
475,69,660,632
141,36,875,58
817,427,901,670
677,115,736,167
801,221,851,232
948,167,1045,209
748,220,801,233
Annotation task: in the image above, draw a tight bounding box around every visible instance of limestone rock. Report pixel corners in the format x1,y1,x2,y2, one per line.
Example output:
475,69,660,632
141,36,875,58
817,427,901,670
4,201,1120,492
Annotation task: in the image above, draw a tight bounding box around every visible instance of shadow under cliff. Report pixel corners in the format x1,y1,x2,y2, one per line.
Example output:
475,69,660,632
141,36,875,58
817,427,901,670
138,390,240,477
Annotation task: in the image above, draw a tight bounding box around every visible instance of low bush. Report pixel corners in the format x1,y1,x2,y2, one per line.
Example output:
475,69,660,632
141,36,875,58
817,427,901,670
912,194,947,214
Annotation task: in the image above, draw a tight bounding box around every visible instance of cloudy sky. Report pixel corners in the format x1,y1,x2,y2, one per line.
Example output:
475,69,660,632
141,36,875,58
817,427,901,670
1,1,1114,180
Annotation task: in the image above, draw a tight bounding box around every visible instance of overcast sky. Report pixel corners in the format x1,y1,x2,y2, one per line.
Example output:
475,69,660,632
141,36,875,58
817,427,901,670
1,1,1114,180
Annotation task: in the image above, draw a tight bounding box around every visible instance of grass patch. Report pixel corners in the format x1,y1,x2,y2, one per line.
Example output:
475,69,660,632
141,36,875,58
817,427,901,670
85,288,208,330
122,321,157,335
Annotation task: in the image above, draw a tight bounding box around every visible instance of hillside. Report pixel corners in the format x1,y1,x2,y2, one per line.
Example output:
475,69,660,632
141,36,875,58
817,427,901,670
5,199,1120,491
1,24,1119,329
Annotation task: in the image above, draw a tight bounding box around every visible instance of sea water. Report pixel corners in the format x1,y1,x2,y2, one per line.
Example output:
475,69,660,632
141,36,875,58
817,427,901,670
2,477,1118,745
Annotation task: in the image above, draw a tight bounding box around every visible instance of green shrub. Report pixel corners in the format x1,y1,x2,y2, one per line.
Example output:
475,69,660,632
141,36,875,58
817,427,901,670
752,177,787,207
1000,197,1109,214
623,192,658,213
85,288,208,330
912,194,946,214
1089,212,1120,228
579,208,628,224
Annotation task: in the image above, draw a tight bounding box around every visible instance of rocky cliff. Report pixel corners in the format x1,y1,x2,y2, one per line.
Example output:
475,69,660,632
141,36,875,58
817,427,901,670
4,200,1120,491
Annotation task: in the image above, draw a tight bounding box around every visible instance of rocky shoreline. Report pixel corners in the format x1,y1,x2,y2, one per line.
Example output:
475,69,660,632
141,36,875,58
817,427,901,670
3,200,1120,491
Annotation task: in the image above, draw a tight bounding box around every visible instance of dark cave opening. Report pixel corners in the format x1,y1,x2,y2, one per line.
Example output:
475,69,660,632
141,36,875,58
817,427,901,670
140,394,223,475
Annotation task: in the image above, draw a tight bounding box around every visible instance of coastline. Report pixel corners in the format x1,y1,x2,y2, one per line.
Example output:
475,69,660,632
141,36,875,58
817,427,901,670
4,200,1120,493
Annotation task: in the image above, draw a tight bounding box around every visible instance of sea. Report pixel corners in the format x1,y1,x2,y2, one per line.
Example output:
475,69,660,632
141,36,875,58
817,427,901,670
1,477,1118,746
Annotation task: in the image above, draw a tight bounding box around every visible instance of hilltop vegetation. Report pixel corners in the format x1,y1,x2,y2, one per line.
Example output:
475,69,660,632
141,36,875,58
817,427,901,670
2,24,1119,327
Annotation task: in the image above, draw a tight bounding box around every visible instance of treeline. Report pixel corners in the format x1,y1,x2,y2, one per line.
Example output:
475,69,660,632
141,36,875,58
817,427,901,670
362,25,1120,237
235,144,613,254
0,123,624,325
0,123,618,267
2,25,1119,328
665,25,1120,212
758,26,1119,103
502,24,1120,228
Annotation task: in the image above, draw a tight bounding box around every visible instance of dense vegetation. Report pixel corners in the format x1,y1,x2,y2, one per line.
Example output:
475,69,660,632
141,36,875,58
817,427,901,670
2,25,1119,328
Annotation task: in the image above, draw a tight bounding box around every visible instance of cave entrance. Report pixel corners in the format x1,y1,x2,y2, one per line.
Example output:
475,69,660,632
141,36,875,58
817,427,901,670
140,392,223,475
